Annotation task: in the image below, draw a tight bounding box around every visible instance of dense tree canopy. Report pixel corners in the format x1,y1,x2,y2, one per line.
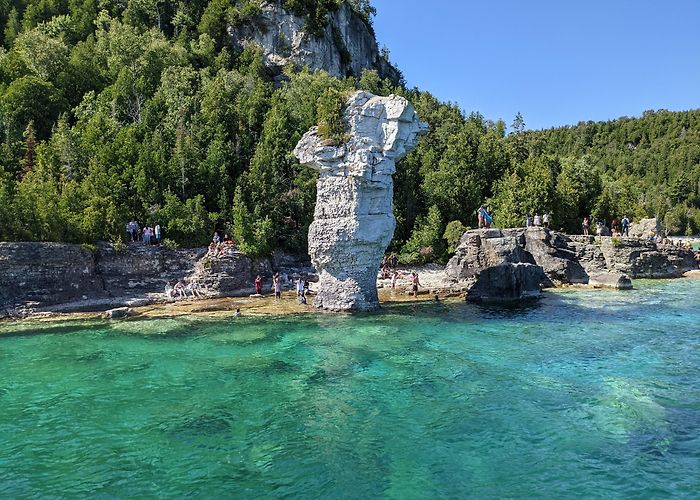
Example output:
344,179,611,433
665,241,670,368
0,0,698,264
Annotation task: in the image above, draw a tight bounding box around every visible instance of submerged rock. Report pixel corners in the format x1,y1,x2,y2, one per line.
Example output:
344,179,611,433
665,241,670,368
294,90,427,311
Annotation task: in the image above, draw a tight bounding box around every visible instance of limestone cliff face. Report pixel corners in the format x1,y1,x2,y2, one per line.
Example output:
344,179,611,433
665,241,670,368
294,90,427,311
230,1,400,82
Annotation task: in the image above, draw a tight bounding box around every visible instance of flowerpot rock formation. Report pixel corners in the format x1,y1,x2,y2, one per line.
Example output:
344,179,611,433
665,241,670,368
294,90,428,311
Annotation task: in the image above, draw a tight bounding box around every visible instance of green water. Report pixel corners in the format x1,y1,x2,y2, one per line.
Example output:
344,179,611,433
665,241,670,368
1,280,699,498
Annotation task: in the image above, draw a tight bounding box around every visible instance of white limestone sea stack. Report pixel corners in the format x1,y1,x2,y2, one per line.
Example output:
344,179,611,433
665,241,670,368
294,90,428,311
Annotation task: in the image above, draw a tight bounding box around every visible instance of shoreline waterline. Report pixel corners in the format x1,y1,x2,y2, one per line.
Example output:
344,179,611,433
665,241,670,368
5,271,700,328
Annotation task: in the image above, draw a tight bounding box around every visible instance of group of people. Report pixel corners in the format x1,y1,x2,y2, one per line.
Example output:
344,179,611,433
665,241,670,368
582,215,630,237
207,231,236,258
164,279,203,299
525,212,550,228
126,220,161,244
255,273,310,304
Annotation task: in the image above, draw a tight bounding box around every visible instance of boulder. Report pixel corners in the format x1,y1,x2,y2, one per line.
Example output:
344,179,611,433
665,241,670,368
188,252,272,296
467,263,549,302
587,272,633,290
294,90,427,311
104,307,133,319
629,218,662,239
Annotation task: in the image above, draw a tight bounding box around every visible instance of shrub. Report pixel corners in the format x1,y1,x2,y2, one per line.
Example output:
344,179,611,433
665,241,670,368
80,243,97,254
111,237,127,253
316,87,349,145
443,220,468,254
611,236,621,248
399,205,445,264
161,238,180,250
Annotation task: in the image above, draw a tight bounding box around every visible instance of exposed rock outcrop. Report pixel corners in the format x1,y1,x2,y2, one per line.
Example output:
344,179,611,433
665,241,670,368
467,263,550,302
188,252,272,296
0,242,105,308
230,1,400,82
447,227,697,298
294,90,427,311
0,242,278,316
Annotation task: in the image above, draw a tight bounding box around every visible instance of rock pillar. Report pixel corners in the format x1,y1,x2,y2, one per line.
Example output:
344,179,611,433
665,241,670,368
293,91,427,311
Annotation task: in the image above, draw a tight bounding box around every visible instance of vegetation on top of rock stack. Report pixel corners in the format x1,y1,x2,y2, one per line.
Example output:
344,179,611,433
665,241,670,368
316,86,351,144
0,0,697,266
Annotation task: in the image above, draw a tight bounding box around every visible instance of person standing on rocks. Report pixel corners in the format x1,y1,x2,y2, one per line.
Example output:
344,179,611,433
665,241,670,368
255,275,263,295
273,274,281,300
582,216,589,235
477,207,485,229
621,215,630,237
543,212,549,228
534,213,541,227
296,277,304,297
526,213,532,227
155,224,161,244
411,272,421,297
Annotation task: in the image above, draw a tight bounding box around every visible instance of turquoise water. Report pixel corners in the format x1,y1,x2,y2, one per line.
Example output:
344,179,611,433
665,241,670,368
1,281,699,498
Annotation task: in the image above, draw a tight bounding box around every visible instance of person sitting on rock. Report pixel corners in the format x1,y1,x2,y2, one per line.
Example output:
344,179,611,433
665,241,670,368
190,280,203,298
164,281,173,299
214,242,225,258
207,242,217,257
174,280,187,298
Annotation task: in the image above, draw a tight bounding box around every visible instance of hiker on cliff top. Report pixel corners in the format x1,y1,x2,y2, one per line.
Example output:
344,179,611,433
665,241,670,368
477,207,485,229
621,215,630,236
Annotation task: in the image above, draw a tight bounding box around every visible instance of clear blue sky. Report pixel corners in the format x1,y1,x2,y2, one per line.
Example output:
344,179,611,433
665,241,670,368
372,0,700,131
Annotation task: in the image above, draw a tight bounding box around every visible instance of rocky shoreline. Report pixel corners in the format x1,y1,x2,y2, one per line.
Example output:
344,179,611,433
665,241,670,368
1,227,698,320
446,227,697,301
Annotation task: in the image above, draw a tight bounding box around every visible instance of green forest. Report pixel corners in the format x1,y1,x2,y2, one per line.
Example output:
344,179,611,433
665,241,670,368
0,0,699,265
